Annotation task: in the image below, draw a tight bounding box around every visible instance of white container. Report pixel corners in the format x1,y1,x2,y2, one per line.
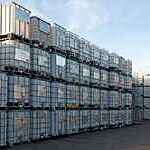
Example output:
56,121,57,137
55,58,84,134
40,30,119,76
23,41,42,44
8,110,30,145
108,91,119,108
144,109,150,120
100,49,109,68
91,44,100,62
66,110,79,134
109,53,120,68
100,69,108,87
123,93,132,107
124,110,132,125
91,110,100,128
31,110,51,140
0,2,30,39
50,23,66,50
51,110,66,136
124,76,132,90
109,71,119,87
109,110,119,126
0,111,7,146
91,88,100,105
100,110,109,127
30,16,51,47
100,90,108,109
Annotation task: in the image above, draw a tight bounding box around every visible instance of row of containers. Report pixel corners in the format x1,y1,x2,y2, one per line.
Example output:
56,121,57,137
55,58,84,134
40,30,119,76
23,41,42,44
0,2,132,75
0,40,132,88
0,73,132,108
0,109,133,147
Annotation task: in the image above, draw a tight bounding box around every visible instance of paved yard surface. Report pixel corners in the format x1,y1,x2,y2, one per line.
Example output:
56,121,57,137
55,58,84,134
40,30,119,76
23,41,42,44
6,121,150,150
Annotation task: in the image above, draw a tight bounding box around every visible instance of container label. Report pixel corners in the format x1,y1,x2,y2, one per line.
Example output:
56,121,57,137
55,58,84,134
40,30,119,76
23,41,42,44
38,56,48,67
16,8,30,22
56,55,65,67
15,48,30,62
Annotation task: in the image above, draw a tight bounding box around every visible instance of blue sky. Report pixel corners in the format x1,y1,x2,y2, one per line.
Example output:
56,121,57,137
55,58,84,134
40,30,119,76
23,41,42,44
1,0,150,74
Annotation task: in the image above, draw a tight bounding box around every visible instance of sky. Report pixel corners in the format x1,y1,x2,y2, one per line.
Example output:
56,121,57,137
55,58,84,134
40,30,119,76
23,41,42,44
1,0,150,74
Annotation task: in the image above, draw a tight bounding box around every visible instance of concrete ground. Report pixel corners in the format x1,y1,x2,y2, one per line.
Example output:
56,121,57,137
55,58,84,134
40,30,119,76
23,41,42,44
7,121,150,150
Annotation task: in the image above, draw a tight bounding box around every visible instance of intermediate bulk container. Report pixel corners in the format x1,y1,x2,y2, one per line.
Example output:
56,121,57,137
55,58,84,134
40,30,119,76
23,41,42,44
91,67,100,85
8,75,30,105
51,81,66,107
109,71,119,87
100,69,108,87
100,110,109,127
118,110,124,126
119,57,126,73
31,79,50,107
109,53,120,69
0,2,30,39
51,53,66,80
66,110,79,134
91,88,100,105
124,110,132,125
79,39,91,62
100,49,109,68
66,59,79,83
123,93,132,107
91,110,100,128
124,76,132,90
66,84,79,106
80,63,90,85
0,40,30,71
65,31,79,56
125,60,132,75
144,87,150,97
0,111,7,146
31,110,50,140
8,110,30,145
51,110,66,136
30,16,51,47
100,90,108,109
109,110,119,126
108,91,119,108
0,73,7,107
144,109,150,120
50,23,66,50
80,110,91,129
80,86,91,105
91,44,100,63
144,98,150,108
119,74,125,89
31,47,50,74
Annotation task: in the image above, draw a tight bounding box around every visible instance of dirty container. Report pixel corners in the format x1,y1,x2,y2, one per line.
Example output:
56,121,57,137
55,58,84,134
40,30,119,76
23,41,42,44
51,81,66,107
109,110,119,126
65,31,79,56
100,49,109,68
51,53,66,80
0,73,7,107
0,2,30,39
66,84,79,106
80,86,91,105
0,111,7,147
108,91,119,108
91,88,100,105
50,23,66,50
8,75,30,105
91,110,100,128
100,90,108,109
51,109,66,136
31,79,50,107
109,53,120,69
91,44,100,63
66,110,79,134
123,93,132,107
80,110,91,130
66,59,79,83
79,38,91,62
31,47,50,74
100,110,109,128
31,110,50,140
30,16,51,47
109,71,119,87
0,40,30,71
124,76,132,90
8,110,30,145
80,63,90,85
91,67,100,85
100,69,108,87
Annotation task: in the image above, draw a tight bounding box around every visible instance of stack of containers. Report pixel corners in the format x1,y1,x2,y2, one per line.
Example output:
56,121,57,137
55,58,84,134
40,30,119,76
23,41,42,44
0,2,133,147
